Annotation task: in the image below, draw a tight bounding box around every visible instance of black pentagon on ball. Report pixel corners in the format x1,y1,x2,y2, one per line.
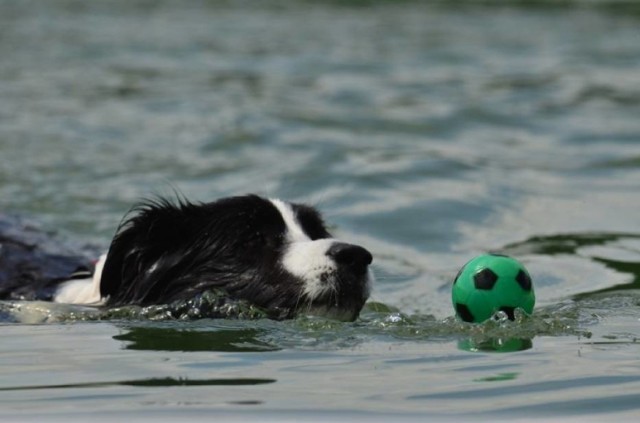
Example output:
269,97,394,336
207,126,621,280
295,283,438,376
473,268,498,290
499,306,516,321
516,269,532,291
455,303,475,323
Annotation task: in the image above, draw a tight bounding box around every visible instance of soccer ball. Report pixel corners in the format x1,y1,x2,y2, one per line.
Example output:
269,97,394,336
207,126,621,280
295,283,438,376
452,254,535,323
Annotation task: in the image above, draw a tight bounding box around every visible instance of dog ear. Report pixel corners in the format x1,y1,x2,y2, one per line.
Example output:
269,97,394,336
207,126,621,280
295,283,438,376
99,220,140,300
99,198,182,301
99,196,228,305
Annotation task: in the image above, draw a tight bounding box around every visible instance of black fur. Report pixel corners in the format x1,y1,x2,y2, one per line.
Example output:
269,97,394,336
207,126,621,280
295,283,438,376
101,195,367,319
1,195,372,321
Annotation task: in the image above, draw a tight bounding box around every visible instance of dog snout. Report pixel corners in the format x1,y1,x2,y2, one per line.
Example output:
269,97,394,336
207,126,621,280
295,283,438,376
326,243,373,273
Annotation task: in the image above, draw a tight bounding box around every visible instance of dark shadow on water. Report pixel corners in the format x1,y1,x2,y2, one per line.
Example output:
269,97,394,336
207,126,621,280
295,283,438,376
502,232,640,299
113,325,280,352
574,256,640,299
0,377,276,391
502,232,640,257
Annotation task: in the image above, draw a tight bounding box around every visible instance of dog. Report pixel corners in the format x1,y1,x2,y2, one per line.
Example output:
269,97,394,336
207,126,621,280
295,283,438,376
0,195,373,321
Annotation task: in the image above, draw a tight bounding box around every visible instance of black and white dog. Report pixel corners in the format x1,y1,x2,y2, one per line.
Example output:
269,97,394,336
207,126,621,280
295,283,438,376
0,195,373,321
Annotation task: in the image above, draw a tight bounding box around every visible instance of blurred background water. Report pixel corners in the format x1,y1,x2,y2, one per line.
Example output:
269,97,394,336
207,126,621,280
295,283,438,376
0,0,639,421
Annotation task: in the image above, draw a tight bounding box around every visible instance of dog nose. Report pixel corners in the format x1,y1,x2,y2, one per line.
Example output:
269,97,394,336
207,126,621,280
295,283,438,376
326,243,373,271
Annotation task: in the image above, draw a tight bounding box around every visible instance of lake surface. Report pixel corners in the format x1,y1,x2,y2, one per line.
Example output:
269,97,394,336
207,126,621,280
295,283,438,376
1,0,639,421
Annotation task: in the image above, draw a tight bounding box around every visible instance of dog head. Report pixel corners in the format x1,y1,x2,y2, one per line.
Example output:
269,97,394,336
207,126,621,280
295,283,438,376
99,195,373,321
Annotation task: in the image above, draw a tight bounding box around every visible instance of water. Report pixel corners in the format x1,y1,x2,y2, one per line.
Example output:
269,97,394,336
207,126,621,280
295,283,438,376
1,0,640,420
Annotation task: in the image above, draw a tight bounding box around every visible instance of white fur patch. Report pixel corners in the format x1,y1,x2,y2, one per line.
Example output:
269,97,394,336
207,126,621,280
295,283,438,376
282,239,339,299
270,199,338,300
269,199,310,242
53,254,106,305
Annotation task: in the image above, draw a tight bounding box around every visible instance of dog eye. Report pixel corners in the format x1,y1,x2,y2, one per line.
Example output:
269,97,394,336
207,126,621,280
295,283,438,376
267,232,285,247
251,230,283,248
292,204,331,240
300,215,331,240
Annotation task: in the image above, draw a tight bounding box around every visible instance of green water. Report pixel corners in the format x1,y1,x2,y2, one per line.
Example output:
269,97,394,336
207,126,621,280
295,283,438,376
1,0,639,420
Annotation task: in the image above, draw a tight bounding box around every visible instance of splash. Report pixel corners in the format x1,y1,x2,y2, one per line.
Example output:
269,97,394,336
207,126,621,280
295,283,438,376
1,294,593,354
0,289,271,324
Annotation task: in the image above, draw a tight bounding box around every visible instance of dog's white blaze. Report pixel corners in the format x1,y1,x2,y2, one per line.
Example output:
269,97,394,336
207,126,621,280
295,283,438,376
53,254,106,305
283,239,339,299
269,199,310,242
270,199,337,300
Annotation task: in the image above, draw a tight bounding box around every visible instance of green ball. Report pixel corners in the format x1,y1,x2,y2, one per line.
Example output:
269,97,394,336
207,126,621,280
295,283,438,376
452,254,535,323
